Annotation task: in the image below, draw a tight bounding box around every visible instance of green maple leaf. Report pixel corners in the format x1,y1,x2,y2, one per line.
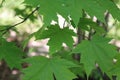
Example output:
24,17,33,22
24,0,120,26
72,36,117,75
61,0,82,25
24,0,83,26
24,0,68,26
80,0,120,22
0,38,23,69
79,18,105,34
22,56,77,80
80,0,105,22
97,0,120,21
35,25,76,54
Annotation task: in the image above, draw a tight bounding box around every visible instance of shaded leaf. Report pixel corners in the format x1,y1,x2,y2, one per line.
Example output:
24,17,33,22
24,0,120,26
35,25,76,54
0,38,23,69
72,36,117,75
22,56,77,80
79,18,105,34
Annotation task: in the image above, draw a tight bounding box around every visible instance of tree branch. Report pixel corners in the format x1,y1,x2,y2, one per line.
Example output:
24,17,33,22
1,6,40,35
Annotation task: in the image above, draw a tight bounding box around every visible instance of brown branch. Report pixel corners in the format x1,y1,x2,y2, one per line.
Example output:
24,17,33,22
1,6,40,35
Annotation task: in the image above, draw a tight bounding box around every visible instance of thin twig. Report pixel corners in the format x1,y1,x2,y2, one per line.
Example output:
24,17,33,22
1,6,40,35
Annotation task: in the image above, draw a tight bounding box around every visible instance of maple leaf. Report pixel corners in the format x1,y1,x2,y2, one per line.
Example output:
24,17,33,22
80,0,106,22
24,0,120,26
0,38,23,69
24,0,67,26
72,36,117,75
80,0,120,22
35,25,76,54
22,56,77,80
61,0,82,25
97,0,120,21
24,0,83,26
79,18,105,34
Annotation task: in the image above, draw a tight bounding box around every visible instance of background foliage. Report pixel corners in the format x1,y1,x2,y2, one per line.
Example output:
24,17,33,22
0,0,120,80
